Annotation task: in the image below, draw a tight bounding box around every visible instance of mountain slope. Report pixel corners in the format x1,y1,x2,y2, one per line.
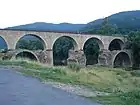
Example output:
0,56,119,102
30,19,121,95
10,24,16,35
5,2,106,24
5,10,140,34
81,10,140,34
6,22,86,32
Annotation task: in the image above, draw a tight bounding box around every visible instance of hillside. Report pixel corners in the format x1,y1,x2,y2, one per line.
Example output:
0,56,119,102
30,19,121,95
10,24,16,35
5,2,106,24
4,10,140,35
81,10,140,34
6,22,86,32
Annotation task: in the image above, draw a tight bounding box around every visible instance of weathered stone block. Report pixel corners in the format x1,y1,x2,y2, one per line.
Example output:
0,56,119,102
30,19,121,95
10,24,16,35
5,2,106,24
67,50,86,66
34,50,53,65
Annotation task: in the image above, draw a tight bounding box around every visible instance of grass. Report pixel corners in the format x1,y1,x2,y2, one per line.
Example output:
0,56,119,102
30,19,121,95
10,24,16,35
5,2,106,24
0,59,140,105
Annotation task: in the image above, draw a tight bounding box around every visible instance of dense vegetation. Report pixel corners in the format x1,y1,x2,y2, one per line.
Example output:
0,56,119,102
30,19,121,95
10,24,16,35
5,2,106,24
53,37,74,65
83,39,99,65
126,31,140,69
16,39,44,50
16,35,44,50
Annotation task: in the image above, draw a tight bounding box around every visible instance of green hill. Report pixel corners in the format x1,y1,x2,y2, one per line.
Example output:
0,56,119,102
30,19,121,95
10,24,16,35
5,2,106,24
6,22,86,32
4,10,140,35
81,10,140,35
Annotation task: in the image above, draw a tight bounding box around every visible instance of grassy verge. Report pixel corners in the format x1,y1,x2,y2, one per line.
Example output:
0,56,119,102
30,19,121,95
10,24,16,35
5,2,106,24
0,59,140,105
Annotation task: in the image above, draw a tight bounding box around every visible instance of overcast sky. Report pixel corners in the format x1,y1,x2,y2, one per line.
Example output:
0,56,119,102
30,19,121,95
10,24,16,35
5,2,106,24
0,0,140,28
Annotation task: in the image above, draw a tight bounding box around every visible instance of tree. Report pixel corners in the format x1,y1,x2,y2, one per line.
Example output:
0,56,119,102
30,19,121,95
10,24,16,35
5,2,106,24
127,31,140,68
53,37,74,65
97,17,117,35
16,39,44,50
83,39,99,65
83,17,118,35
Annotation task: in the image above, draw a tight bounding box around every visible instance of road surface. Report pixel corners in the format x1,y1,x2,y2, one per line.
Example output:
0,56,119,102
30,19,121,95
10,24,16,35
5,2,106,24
0,68,101,105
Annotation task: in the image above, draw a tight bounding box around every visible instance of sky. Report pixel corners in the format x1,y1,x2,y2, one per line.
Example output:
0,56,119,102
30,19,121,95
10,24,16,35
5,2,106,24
0,0,140,28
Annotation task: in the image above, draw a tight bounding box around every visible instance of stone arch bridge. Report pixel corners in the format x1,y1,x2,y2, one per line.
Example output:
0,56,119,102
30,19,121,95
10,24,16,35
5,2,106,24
0,29,132,67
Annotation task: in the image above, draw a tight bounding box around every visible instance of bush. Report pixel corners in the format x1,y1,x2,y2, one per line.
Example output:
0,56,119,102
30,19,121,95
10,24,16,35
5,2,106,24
123,67,133,71
51,68,67,75
119,90,140,105
130,71,140,77
68,63,82,72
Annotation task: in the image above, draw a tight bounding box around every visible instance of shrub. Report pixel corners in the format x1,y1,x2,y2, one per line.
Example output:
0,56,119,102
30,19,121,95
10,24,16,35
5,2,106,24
51,68,67,75
123,67,133,71
68,63,82,72
119,90,140,105
130,71,140,77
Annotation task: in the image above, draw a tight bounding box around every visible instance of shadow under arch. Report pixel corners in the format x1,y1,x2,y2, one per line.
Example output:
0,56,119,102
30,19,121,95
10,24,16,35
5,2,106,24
53,36,78,65
14,50,39,62
83,37,104,65
0,35,8,50
113,51,131,68
15,34,47,50
109,39,124,51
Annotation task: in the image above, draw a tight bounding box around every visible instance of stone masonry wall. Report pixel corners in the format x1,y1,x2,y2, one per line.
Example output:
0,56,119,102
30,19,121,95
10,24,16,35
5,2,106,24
67,50,86,66
0,49,132,67
98,49,132,67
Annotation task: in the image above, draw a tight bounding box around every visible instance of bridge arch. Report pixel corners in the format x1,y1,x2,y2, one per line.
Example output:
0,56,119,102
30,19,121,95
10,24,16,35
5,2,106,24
14,50,39,62
109,39,124,51
15,34,47,50
52,36,78,65
52,36,78,50
0,35,8,50
83,37,104,65
83,37,104,50
113,51,131,68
